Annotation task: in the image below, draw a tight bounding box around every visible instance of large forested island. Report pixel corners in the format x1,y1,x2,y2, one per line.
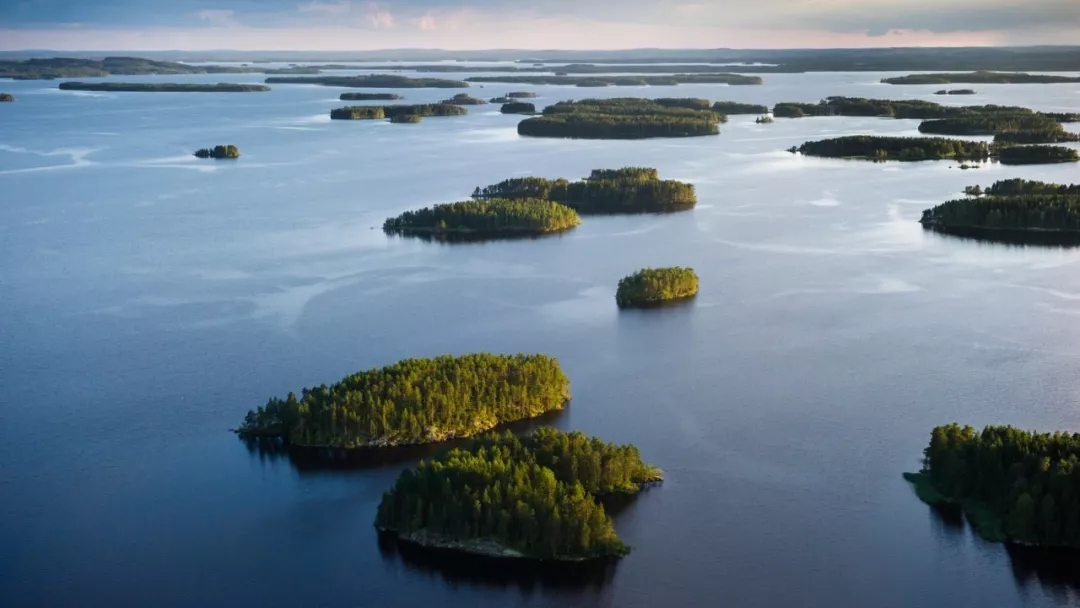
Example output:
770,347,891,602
465,74,762,87
772,96,1032,119
383,199,581,237
194,145,240,159
883,71,1080,85
906,424,1080,548
921,180,1080,240
792,136,991,162
473,167,696,214
517,98,722,139
330,103,467,121
235,354,571,448
0,93,13,102
265,74,468,88
58,82,270,92
616,267,700,308
918,114,1080,144
375,428,662,561
997,145,1080,165
340,92,403,101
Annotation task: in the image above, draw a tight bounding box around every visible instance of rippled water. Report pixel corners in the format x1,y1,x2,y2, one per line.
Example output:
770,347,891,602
3,69,1080,607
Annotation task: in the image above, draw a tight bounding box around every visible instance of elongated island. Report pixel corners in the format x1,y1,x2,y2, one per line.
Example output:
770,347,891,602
236,353,571,448
376,428,662,561
440,93,487,105
383,199,581,239
883,71,1080,85
712,101,769,115
194,145,240,159
473,167,696,214
906,424,1080,548
500,101,536,114
616,267,700,308
517,98,723,139
466,73,762,87
935,89,977,95
265,74,468,88
920,179,1080,243
340,92,403,101
59,82,270,92
330,103,467,121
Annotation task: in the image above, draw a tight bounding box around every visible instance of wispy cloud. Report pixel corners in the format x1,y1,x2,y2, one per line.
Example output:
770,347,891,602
417,12,437,30
193,9,238,27
366,2,394,28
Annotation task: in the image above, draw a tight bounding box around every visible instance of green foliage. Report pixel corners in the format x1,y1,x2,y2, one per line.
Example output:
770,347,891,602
935,89,977,95
918,114,1060,136
883,71,1080,85
330,106,385,120
390,114,422,123
193,145,240,159
384,199,581,236
616,267,700,308
652,98,713,111
983,179,1080,197
712,101,769,115
237,354,572,448
58,82,269,92
330,104,466,120
375,428,662,560
500,102,536,114
997,145,1080,165
922,195,1080,232
774,97,1032,120
773,102,832,118
914,424,1080,547
506,91,537,98
466,74,762,87
340,93,403,101
441,93,487,105
473,167,695,214
518,98,722,139
795,136,991,162
266,75,468,88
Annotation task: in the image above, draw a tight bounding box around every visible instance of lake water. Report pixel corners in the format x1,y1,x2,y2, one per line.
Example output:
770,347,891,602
3,69,1080,607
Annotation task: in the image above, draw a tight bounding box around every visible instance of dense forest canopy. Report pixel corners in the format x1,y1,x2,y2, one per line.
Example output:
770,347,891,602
935,89,977,95
390,114,423,123
982,179,1080,197
236,354,572,448
375,428,662,560
794,136,992,162
330,103,467,120
194,145,240,159
383,199,581,236
340,92,403,101
711,101,769,115
616,267,700,308
472,167,695,214
57,82,270,92
883,72,1080,85
441,93,488,105
465,74,762,87
518,98,722,140
909,424,1080,547
921,195,1080,233
998,145,1080,165
265,74,468,88
500,102,536,114
773,96,1035,120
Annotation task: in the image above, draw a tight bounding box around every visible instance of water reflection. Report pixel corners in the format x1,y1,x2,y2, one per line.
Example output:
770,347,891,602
922,225,1080,248
385,229,576,245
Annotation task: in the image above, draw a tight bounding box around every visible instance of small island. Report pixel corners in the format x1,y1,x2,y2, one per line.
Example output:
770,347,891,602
616,267,700,308
194,145,240,159
473,167,696,214
883,71,1080,85
517,98,722,140
935,89,977,95
507,91,537,98
375,428,662,561
330,103,467,121
383,199,581,238
712,101,769,115
920,179,1080,241
236,353,571,447
755,115,774,124
500,101,536,114
441,93,488,105
906,424,1080,548
792,136,991,162
58,82,270,92
0,93,13,102
340,92,403,101
466,73,763,87
265,74,468,88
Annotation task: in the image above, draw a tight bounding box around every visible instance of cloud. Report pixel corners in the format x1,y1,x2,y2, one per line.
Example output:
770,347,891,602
417,13,437,30
366,3,394,28
193,9,238,27
297,1,352,15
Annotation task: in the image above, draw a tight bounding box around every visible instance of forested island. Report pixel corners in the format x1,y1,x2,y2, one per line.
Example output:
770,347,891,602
235,354,571,448
473,167,696,214
330,103,467,121
616,267,700,308
883,72,1080,85
491,92,538,103
441,93,487,105
383,199,581,237
772,96,1030,119
390,114,423,123
792,136,991,162
265,75,468,88
340,92,403,101
935,89,977,95
0,93,13,102
58,82,270,92
711,101,769,115
756,115,774,124
465,74,763,87
921,179,1080,241
918,114,1080,144
500,102,536,114
999,145,1080,165
906,424,1080,548
194,145,240,159
375,428,662,561
517,98,722,139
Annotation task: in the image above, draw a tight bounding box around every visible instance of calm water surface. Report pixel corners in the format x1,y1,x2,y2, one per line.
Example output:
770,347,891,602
3,70,1080,607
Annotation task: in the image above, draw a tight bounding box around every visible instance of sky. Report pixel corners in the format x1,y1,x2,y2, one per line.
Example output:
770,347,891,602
1,0,1078,51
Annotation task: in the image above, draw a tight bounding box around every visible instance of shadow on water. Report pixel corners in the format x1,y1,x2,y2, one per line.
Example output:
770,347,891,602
384,228,576,245
240,406,570,474
922,224,1080,248
377,531,618,593
617,294,697,311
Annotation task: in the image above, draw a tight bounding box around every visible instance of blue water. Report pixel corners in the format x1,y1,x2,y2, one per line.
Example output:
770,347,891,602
3,69,1080,607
